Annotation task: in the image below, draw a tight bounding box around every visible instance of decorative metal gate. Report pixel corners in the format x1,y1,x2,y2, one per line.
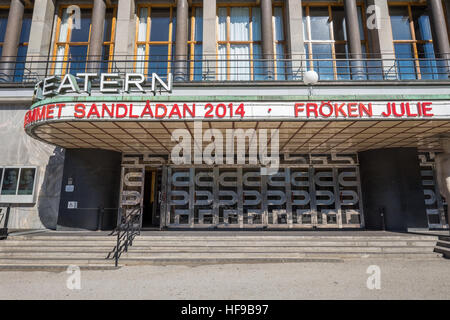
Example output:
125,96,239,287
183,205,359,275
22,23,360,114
119,155,167,228
163,154,364,229
418,152,449,229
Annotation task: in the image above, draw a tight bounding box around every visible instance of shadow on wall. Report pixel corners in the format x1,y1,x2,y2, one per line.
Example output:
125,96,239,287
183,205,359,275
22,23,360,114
37,147,65,230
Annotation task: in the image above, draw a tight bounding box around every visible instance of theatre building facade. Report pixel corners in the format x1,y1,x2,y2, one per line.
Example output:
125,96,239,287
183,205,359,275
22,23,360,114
0,0,449,232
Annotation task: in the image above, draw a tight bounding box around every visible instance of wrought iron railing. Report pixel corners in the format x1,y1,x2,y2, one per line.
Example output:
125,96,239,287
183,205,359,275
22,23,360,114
108,207,141,267
0,54,448,84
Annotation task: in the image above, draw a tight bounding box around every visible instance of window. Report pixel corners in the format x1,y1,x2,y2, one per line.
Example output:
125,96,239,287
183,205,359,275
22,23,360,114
135,5,176,78
135,5,203,80
188,6,203,81
0,10,7,57
0,167,37,204
302,3,368,80
0,8,32,81
273,6,287,80
217,5,262,81
389,4,443,80
52,5,117,76
15,10,32,81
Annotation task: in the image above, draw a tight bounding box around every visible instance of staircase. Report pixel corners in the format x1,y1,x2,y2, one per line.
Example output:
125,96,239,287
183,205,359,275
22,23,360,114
0,231,444,270
434,235,450,258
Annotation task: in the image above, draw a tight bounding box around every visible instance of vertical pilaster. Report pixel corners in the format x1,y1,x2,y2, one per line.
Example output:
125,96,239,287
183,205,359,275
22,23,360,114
261,0,274,80
25,0,55,78
0,0,25,79
284,0,305,80
174,0,189,81
427,0,450,77
202,0,216,80
114,0,136,72
365,0,396,80
87,0,106,72
344,0,365,79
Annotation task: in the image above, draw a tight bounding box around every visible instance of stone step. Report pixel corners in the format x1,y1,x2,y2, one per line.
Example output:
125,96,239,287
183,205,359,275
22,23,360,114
436,240,450,249
0,243,436,253
0,258,113,265
122,251,443,259
130,240,437,247
8,235,440,241
0,245,435,256
0,264,117,271
126,246,435,253
0,241,118,247
0,252,111,258
0,239,438,247
434,245,450,258
119,253,443,265
0,245,117,250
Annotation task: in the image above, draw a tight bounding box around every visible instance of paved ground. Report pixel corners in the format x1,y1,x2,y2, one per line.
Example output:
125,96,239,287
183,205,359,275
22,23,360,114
0,259,449,299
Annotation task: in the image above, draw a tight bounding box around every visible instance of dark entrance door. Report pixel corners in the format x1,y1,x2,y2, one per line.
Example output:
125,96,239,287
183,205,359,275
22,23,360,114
142,168,161,228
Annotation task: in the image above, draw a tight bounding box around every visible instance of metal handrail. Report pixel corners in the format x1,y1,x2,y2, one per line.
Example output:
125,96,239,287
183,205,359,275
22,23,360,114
0,54,448,83
108,207,141,267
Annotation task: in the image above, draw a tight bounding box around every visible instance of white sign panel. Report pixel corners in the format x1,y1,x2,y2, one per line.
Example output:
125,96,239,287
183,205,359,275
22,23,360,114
24,100,450,128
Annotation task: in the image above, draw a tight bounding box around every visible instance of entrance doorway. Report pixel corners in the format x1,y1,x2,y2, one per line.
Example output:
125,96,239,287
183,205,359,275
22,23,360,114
142,168,161,228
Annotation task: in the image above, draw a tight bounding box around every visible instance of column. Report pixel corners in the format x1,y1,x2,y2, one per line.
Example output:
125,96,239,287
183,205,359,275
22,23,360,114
87,0,106,72
344,0,365,79
365,0,396,80
427,0,450,78
261,0,274,80
25,0,55,78
174,0,189,81
202,0,216,80
114,0,136,72
435,138,450,231
285,0,306,80
0,0,25,80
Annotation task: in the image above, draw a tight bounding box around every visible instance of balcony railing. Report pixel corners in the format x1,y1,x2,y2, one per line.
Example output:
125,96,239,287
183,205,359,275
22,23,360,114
0,54,448,84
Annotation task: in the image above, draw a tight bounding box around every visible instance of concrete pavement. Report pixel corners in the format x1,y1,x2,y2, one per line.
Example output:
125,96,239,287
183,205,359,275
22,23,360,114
0,259,448,299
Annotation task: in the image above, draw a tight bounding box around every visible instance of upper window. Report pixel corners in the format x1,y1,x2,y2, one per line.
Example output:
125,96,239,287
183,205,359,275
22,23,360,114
389,4,443,80
217,4,285,81
302,3,368,80
135,5,203,80
188,6,203,81
0,8,32,81
52,5,117,76
135,5,176,78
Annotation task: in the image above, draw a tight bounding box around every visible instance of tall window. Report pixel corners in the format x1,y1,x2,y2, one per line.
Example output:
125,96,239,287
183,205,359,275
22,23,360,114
389,4,442,80
135,5,203,80
302,3,368,80
273,5,286,80
188,6,202,81
135,5,176,78
217,5,261,81
15,10,32,81
0,8,32,81
52,5,116,76
0,10,7,57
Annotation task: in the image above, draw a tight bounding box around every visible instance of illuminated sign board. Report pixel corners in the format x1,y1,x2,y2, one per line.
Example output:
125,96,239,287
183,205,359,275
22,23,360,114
24,100,450,128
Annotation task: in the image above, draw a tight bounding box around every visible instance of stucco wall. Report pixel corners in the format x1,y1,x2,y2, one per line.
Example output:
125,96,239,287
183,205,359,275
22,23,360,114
0,105,65,229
